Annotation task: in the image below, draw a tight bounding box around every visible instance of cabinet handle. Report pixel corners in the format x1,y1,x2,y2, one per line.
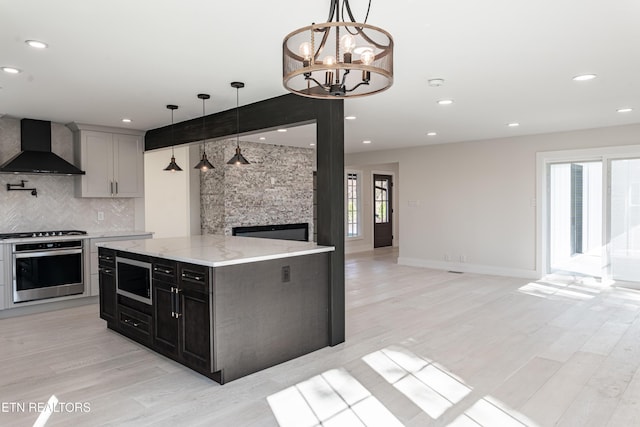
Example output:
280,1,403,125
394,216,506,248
182,272,203,281
170,286,176,318
174,287,182,318
110,181,114,195
99,268,112,274
154,267,173,274
115,181,118,194
123,318,140,327
99,255,113,261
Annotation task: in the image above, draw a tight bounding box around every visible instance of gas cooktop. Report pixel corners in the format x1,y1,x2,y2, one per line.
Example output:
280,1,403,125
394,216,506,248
0,230,87,240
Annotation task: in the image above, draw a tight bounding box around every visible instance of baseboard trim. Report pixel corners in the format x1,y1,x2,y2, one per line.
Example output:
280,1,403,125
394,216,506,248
397,257,539,279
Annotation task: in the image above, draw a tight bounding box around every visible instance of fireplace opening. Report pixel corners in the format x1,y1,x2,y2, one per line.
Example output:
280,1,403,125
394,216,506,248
232,223,309,242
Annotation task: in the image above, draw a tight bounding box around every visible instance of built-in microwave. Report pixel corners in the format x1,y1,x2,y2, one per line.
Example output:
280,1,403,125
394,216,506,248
116,257,152,305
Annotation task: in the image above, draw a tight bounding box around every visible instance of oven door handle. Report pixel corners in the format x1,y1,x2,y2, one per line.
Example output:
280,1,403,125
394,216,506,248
15,248,83,258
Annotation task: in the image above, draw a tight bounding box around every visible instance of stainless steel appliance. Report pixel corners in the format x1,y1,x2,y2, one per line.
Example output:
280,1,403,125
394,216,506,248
1,230,87,303
116,256,152,305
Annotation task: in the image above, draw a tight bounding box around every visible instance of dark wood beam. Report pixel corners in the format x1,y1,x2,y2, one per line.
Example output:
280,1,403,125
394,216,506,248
145,93,317,150
145,92,346,347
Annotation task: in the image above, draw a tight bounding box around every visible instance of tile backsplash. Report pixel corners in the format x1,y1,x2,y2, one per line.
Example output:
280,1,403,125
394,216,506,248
0,117,136,233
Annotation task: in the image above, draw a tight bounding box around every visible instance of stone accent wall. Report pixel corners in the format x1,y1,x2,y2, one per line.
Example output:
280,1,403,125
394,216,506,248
0,117,135,232
200,139,315,238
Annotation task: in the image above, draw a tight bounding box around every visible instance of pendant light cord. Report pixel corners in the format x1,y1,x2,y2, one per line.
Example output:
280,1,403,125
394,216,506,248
171,108,175,156
236,86,240,148
202,97,206,148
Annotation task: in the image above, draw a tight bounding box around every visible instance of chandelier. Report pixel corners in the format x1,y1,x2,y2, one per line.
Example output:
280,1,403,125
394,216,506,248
283,0,393,99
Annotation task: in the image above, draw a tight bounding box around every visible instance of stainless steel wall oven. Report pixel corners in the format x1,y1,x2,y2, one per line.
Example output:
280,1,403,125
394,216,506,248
13,240,84,303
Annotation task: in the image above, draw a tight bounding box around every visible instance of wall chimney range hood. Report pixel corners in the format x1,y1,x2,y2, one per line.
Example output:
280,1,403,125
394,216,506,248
0,119,85,175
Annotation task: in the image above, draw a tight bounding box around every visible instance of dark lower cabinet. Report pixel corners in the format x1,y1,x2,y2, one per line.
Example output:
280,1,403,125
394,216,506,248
152,278,179,358
179,283,211,372
152,260,212,375
98,248,116,324
98,247,329,385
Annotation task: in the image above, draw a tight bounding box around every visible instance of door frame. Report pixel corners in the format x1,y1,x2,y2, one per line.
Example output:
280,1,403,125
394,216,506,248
371,170,396,248
536,144,640,279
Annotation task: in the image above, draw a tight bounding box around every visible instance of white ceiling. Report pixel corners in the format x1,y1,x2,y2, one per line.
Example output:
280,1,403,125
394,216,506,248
1,0,639,154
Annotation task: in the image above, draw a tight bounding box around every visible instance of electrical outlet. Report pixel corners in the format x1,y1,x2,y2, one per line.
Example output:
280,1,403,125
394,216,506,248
282,266,291,282
444,254,451,262
97,211,104,221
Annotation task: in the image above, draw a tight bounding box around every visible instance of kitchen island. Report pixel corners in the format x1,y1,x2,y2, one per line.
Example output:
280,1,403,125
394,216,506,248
97,235,334,384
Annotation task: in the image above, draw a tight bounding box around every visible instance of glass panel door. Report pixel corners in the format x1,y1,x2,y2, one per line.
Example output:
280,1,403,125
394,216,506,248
548,161,603,276
609,158,640,282
373,174,393,248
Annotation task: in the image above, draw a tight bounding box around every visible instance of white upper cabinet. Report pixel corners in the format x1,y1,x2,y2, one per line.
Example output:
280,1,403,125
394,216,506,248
69,123,144,198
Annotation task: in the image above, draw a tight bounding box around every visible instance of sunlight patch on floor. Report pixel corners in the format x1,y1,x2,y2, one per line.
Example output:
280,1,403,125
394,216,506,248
448,395,539,427
267,367,402,427
518,282,597,301
362,346,472,420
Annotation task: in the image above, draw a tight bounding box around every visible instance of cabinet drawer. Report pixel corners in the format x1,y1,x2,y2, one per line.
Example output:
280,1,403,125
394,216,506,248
98,248,116,268
153,259,177,282
118,305,152,345
179,263,209,291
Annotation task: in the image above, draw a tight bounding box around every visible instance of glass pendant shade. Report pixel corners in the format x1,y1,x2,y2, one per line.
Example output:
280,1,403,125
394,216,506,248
164,104,182,172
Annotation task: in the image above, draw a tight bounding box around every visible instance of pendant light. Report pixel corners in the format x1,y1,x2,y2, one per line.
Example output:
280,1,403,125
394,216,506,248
194,93,215,171
227,81,250,165
163,104,182,172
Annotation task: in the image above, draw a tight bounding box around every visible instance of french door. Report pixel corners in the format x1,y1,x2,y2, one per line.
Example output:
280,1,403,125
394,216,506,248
545,154,640,282
609,158,640,282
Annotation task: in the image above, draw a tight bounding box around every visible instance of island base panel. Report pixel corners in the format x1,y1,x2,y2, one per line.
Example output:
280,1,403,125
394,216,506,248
213,252,330,383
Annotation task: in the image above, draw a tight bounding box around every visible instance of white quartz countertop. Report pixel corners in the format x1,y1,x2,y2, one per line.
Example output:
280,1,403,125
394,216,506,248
97,235,335,267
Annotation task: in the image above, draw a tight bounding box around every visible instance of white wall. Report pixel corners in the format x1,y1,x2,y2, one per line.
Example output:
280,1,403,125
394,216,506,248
144,146,200,238
346,123,640,278
344,163,399,253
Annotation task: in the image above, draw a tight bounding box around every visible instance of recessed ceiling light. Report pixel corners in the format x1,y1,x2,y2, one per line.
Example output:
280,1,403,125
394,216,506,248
427,132,437,136
617,108,633,113
259,137,266,141
277,129,287,132
345,116,356,120
25,40,48,49
1,67,21,74
362,140,372,144
428,78,445,87
122,118,132,123
437,99,454,105
572,74,597,81
507,122,520,127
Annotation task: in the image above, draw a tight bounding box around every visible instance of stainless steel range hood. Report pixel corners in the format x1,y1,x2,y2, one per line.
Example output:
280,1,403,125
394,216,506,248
0,119,85,175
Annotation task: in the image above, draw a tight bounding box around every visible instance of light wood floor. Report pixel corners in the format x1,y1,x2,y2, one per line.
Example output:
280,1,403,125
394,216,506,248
2,248,640,426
